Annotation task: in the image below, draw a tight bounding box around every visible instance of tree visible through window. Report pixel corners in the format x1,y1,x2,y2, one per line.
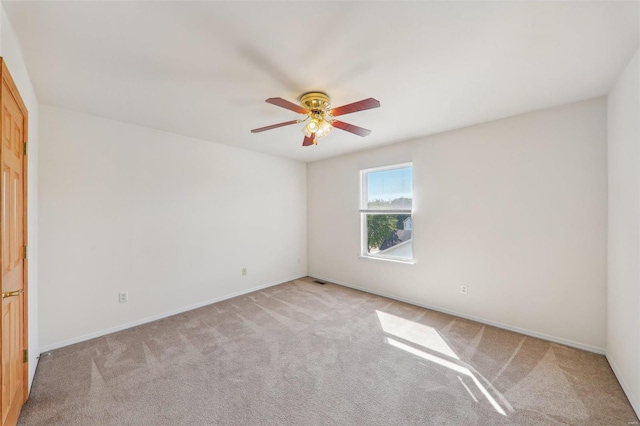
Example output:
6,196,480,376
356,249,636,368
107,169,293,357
360,164,413,261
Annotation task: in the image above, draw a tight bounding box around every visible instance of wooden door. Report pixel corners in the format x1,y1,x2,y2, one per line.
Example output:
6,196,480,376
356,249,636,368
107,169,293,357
0,59,28,426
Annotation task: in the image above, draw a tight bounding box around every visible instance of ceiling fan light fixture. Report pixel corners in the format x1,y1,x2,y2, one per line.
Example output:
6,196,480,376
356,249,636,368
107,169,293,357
305,119,319,133
303,119,320,137
252,92,380,147
316,119,333,138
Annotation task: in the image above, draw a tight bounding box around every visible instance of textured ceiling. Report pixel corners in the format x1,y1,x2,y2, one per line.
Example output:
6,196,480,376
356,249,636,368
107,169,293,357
4,1,639,162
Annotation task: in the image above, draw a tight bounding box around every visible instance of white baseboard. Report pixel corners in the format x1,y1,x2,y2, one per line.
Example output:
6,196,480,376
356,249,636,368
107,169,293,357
310,274,606,355
39,276,305,354
607,355,640,418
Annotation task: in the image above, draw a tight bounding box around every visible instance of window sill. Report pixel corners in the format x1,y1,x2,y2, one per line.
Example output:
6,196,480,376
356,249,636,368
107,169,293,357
358,255,416,265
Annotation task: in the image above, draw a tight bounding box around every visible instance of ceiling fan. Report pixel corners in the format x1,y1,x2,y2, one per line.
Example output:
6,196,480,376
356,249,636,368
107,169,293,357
251,92,380,146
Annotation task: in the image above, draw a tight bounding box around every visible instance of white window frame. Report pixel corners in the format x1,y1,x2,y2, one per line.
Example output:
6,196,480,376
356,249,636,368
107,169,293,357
360,163,414,263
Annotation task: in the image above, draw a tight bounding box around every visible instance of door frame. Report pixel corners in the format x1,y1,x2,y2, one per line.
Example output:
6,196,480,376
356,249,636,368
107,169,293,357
0,57,29,407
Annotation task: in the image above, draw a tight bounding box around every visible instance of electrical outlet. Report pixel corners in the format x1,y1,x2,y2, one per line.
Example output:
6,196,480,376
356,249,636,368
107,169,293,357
119,292,129,303
242,268,247,276
460,286,468,295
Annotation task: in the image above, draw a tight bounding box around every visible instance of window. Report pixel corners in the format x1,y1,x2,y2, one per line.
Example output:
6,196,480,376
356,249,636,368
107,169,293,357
360,163,413,262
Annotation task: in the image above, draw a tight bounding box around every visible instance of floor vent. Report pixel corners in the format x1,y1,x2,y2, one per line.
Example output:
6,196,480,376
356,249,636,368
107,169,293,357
313,280,326,285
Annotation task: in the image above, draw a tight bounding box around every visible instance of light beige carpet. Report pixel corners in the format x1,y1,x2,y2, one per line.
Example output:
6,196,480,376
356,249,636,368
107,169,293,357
19,278,638,425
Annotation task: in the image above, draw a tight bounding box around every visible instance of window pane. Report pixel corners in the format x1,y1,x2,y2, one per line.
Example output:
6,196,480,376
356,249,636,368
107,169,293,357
366,166,412,210
366,214,413,259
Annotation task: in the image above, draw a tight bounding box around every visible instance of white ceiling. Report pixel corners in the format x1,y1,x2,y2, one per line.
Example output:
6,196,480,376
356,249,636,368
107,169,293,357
4,1,639,163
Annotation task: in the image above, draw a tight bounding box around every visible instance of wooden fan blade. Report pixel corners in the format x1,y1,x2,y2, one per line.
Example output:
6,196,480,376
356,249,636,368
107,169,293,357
251,120,299,133
266,97,309,114
302,135,315,146
329,98,380,117
332,120,372,137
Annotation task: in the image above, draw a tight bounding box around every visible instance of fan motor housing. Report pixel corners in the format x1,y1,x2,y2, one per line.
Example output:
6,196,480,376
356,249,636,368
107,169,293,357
300,92,330,112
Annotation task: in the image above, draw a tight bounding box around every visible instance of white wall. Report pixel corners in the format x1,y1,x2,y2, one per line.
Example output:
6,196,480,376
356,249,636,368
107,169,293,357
38,106,307,351
607,49,640,416
0,5,39,390
308,98,607,352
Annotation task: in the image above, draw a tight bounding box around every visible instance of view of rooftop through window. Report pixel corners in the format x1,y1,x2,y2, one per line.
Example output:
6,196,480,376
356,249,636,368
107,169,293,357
361,164,413,261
